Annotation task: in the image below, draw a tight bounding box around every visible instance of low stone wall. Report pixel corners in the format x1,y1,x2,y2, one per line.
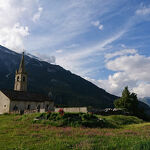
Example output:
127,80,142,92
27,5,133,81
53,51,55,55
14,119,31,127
90,108,130,116
55,107,88,113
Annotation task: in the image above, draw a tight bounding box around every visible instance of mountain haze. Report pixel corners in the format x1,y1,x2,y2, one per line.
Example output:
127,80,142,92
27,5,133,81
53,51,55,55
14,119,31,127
140,97,150,107
0,45,117,108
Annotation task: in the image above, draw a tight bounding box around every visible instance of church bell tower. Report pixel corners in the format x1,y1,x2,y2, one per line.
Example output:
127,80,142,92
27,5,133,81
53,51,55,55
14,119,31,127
14,52,27,91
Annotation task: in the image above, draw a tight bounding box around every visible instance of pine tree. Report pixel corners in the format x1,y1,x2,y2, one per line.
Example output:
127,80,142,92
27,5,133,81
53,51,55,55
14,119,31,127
114,86,138,114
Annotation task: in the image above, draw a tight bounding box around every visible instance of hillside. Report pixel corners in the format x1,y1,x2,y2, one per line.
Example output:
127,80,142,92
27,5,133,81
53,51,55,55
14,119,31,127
0,114,149,150
0,45,117,109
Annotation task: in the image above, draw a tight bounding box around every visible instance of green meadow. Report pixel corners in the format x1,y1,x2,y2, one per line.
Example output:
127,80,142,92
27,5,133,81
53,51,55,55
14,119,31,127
0,113,150,150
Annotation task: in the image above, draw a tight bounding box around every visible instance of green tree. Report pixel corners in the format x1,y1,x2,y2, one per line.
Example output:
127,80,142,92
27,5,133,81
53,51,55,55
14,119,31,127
114,86,138,114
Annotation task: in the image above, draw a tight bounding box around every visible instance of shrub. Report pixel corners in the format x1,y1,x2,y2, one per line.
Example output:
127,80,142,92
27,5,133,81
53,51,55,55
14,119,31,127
34,112,105,128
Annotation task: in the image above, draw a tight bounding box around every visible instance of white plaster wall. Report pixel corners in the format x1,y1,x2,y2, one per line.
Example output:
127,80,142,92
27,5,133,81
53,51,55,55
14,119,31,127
55,107,88,113
0,91,10,114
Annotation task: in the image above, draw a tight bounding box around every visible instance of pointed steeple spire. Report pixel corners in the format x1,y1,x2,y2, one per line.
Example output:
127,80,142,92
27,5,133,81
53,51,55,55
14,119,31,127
18,52,26,74
14,51,28,91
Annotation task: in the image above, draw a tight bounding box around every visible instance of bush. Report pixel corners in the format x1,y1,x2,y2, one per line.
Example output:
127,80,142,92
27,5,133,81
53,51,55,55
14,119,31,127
34,112,105,128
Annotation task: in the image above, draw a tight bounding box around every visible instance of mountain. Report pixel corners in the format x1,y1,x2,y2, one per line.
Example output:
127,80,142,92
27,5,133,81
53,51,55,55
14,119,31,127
0,45,118,109
139,97,150,107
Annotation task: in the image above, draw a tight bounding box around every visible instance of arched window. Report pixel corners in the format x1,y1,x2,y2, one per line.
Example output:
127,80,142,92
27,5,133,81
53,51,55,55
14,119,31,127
27,105,30,110
45,104,49,111
13,105,18,111
37,105,40,112
46,104,49,109
23,76,25,82
17,76,19,81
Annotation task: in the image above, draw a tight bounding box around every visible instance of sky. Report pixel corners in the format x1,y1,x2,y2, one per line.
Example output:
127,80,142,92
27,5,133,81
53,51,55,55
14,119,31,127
0,0,150,98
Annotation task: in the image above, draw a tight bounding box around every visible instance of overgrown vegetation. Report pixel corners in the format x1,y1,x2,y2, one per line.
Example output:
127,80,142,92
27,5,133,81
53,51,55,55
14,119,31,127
0,113,149,150
33,112,143,128
34,112,105,128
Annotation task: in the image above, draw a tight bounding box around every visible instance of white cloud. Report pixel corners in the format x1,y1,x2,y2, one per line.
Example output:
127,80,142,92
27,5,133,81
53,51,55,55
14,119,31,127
56,49,63,53
32,52,56,64
0,23,29,52
105,49,137,61
1,0,149,98
95,50,150,97
29,1,112,49
106,54,150,80
56,29,126,78
91,21,100,26
32,7,43,22
136,6,150,15
0,0,39,52
65,44,79,49
133,83,150,98
97,72,137,96
56,29,126,65
91,20,103,31
98,24,103,30
121,44,126,48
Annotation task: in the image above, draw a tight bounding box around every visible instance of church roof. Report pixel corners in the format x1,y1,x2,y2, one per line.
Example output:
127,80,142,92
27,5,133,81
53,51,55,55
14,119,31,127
1,90,53,102
18,52,26,74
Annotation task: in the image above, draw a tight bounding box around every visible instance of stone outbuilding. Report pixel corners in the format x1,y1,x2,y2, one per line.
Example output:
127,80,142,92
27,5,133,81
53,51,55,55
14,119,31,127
0,52,54,114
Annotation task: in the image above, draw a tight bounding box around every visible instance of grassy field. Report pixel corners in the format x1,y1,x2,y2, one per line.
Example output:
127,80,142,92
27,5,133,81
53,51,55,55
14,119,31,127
0,114,150,150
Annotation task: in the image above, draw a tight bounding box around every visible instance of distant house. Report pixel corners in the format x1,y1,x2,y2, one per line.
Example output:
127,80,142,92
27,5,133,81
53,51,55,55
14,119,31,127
0,52,54,114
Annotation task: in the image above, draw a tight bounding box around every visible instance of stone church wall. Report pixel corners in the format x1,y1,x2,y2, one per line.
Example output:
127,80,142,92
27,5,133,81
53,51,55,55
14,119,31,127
10,100,54,113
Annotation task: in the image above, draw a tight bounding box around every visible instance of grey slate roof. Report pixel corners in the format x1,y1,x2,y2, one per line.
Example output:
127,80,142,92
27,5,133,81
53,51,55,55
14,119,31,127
1,90,52,102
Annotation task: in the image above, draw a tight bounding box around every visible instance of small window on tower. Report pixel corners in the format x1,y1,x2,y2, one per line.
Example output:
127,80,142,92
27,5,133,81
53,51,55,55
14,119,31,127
23,76,25,82
46,104,49,109
17,76,19,81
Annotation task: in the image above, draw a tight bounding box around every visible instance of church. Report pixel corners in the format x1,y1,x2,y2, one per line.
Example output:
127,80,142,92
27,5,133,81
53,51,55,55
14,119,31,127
0,53,54,114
